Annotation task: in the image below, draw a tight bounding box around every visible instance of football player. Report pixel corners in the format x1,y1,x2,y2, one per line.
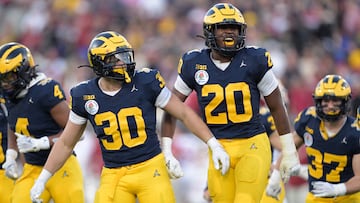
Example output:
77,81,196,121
267,74,360,202
296,75,360,202
0,96,15,203
0,42,85,203
202,86,289,203
30,31,229,203
161,3,300,202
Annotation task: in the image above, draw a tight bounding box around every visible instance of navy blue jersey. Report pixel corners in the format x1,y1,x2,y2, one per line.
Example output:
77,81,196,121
6,77,66,166
259,106,275,137
70,69,165,168
178,47,273,139
294,106,360,191
0,98,8,168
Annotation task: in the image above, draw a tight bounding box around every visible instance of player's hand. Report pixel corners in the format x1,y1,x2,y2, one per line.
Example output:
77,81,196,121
161,137,184,179
207,137,229,175
312,181,346,197
2,149,20,180
30,179,45,203
294,164,308,180
30,169,52,203
280,151,300,183
16,133,50,153
164,153,183,179
265,169,282,200
279,133,300,183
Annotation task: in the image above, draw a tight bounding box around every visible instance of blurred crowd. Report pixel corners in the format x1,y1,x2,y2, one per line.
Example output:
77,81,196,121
1,0,360,202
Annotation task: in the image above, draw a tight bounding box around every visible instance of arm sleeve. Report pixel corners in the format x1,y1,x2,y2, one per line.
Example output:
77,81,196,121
257,70,279,96
69,111,87,125
155,87,172,108
174,75,192,96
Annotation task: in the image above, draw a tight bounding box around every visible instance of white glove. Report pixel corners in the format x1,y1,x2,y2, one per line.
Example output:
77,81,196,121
265,169,282,200
31,169,52,203
296,164,308,180
279,133,300,183
2,149,20,180
312,181,346,197
16,133,50,153
207,137,229,175
161,137,184,179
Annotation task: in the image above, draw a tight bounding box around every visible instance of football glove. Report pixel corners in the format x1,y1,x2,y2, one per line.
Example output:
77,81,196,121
16,133,50,153
31,169,52,203
2,149,20,180
296,164,309,180
265,169,282,200
161,137,184,179
312,181,346,197
207,137,230,175
279,133,300,183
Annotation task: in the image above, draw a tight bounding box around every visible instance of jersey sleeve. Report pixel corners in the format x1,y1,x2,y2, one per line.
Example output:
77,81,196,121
294,107,315,139
176,49,202,90
69,81,89,119
136,68,167,101
39,79,67,110
149,69,167,97
248,47,274,83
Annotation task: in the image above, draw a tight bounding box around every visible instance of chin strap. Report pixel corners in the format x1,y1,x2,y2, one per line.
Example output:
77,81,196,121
16,72,47,99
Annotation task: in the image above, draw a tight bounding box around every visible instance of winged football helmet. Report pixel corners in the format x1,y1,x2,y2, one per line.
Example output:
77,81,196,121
203,3,247,57
0,42,36,100
313,74,351,121
87,31,135,83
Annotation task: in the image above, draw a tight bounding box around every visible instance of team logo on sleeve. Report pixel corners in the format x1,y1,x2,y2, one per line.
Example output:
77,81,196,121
85,100,99,115
195,70,209,85
304,132,313,146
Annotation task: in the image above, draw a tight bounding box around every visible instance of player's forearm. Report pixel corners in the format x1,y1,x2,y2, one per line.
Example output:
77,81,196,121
162,94,212,142
272,109,292,135
161,112,177,139
344,176,360,194
43,122,82,173
43,138,73,174
181,107,213,143
7,130,18,151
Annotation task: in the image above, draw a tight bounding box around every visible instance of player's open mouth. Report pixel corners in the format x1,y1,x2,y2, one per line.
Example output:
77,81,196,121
224,37,235,46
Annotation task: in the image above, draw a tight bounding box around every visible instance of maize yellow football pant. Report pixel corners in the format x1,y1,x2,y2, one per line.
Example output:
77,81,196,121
0,169,15,203
208,133,272,203
95,153,175,203
11,154,84,203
